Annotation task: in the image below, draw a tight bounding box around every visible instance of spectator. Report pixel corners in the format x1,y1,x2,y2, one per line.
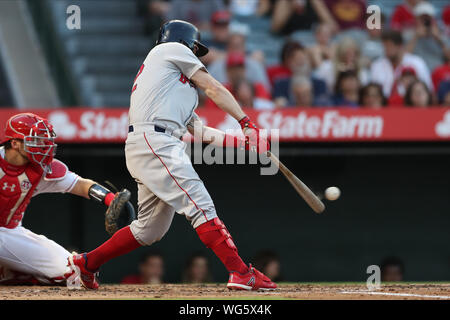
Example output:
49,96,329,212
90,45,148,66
267,40,310,86
388,66,419,106
208,30,271,91
314,37,369,93
234,79,275,109
438,81,450,106
332,70,360,107
201,10,232,65
404,80,433,107
370,30,432,98
390,0,422,31
323,0,367,30
252,250,282,282
443,5,450,37
359,83,386,109
271,0,338,35
165,0,224,31
308,23,336,69
380,257,405,282
121,251,164,284
290,76,314,107
432,48,450,93
182,252,212,283
406,1,449,72
273,73,330,107
138,0,171,38
205,52,273,109
257,0,275,17
228,0,260,16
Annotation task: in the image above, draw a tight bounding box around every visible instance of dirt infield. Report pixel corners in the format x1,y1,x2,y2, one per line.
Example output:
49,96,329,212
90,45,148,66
1,283,449,300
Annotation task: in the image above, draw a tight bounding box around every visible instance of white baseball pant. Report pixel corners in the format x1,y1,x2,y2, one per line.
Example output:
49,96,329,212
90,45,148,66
0,226,71,283
125,129,218,246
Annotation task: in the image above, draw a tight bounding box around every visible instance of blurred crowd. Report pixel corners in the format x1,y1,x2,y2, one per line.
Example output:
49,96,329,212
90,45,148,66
121,249,282,284
138,0,450,109
120,249,404,284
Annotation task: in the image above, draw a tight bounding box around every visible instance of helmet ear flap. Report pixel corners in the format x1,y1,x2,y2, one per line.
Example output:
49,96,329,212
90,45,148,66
195,41,209,57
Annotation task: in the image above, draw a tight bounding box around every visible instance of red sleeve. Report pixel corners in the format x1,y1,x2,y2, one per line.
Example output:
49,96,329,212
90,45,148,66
204,97,219,109
253,82,272,100
390,5,415,30
432,67,440,92
266,66,278,87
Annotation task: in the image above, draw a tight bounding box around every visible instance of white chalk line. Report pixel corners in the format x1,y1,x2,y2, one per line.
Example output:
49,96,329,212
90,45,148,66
341,291,450,299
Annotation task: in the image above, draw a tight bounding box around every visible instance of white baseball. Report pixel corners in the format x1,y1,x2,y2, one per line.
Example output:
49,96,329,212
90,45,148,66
325,187,341,201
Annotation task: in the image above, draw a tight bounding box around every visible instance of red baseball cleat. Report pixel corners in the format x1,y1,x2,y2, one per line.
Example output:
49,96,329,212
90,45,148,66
67,253,99,290
227,264,277,291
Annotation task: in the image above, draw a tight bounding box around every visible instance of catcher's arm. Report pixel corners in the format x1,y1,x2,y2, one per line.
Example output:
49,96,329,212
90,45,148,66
70,178,136,236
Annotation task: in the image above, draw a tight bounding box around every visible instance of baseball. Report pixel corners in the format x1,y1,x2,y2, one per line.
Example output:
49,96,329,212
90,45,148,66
325,187,341,201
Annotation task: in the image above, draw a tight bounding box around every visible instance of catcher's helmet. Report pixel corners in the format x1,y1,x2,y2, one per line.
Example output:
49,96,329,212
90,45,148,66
2,113,57,173
156,20,209,57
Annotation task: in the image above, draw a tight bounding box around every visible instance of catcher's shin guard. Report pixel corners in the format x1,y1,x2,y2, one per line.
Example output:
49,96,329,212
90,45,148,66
195,218,247,274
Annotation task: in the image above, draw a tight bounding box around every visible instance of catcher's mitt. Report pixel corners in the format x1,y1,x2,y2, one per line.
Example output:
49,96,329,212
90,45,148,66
105,189,136,236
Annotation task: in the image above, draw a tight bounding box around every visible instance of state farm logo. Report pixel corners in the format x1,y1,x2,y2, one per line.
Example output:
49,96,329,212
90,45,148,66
435,111,450,137
258,111,384,139
48,111,128,140
48,111,78,139
79,112,128,139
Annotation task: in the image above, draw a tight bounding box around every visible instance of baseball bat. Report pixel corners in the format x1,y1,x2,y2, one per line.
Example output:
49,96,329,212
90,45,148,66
268,151,325,214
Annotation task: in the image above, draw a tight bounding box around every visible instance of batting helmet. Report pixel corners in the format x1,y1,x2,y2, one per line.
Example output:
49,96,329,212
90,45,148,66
2,113,57,173
156,20,209,57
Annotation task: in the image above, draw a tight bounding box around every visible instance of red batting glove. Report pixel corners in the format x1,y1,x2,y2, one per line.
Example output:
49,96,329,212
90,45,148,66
222,133,246,150
238,116,270,155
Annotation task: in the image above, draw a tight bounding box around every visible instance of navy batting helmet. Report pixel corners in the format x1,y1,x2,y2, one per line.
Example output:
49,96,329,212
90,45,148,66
156,20,209,57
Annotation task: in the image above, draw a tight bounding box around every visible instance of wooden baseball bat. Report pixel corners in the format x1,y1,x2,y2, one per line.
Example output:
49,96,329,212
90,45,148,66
268,151,325,214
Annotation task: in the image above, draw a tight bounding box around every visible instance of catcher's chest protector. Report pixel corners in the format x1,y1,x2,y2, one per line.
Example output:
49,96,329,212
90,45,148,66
0,157,42,229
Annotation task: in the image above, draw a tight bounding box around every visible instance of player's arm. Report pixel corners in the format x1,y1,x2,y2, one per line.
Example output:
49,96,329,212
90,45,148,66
69,177,135,233
70,178,119,207
191,69,247,122
187,121,244,148
190,69,269,154
69,178,96,199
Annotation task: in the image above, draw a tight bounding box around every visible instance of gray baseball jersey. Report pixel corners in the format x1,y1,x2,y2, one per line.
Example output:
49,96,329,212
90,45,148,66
126,42,218,244
129,42,206,134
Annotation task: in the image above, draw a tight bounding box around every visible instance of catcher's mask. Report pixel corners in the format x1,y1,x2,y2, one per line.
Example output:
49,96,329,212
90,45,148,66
3,113,57,173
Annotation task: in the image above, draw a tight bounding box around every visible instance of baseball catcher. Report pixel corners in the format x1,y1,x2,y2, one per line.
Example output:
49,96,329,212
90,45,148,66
67,20,276,291
0,113,134,286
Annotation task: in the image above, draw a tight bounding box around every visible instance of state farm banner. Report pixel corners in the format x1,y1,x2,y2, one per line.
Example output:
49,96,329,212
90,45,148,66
0,107,450,143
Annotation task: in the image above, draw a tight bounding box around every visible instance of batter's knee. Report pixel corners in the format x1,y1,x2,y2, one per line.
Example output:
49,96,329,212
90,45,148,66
129,219,168,246
189,206,218,229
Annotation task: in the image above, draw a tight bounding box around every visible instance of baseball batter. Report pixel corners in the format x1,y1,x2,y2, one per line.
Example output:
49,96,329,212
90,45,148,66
68,20,276,291
0,113,133,286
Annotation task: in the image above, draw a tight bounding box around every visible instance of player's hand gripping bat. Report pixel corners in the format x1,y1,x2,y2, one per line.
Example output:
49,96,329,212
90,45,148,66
267,151,325,214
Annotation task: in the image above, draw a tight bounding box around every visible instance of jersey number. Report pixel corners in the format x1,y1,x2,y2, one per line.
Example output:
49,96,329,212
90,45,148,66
131,64,145,93
179,73,195,88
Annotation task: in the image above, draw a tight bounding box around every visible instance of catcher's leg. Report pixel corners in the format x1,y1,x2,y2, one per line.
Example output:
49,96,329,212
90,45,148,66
0,226,72,285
